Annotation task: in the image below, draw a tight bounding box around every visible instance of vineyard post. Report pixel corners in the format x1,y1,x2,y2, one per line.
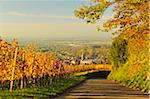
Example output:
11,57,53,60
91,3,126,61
10,47,18,96
57,62,62,80
50,61,54,85
20,53,25,89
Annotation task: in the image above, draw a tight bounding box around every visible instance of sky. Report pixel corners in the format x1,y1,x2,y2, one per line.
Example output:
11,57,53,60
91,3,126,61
0,0,113,41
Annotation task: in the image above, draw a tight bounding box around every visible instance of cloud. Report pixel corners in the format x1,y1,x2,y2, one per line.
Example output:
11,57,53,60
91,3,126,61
2,11,113,20
4,11,76,19
7,11,26,16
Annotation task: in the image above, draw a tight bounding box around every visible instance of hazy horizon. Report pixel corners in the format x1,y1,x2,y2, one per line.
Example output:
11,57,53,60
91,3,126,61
0,0,113,41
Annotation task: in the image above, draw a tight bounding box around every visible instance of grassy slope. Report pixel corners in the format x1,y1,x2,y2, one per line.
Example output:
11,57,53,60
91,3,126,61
0,76,86,99
107,48,149,93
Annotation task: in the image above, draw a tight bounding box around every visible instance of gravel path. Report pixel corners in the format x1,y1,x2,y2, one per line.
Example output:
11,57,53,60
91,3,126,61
55,79,149,99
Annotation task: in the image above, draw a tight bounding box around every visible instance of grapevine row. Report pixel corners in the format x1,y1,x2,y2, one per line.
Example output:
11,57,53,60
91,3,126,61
0,39,110,91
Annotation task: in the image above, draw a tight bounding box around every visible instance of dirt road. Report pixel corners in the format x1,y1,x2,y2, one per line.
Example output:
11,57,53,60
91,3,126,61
55,79,149,99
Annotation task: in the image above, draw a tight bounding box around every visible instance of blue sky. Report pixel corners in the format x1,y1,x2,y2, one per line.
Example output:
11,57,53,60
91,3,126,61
0,0,113,41
0,0,89,23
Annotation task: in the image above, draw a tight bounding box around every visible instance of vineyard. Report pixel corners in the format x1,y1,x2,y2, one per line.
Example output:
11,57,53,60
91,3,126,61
0,39,111,97
0,0,149,98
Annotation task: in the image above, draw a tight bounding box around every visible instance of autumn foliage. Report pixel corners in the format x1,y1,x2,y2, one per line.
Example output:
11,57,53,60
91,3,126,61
75,0,149,93
0,39,110,91
0,39,75,90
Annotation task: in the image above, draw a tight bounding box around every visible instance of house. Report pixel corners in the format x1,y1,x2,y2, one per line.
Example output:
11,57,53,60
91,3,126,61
80,59,93,65
71,60,76,65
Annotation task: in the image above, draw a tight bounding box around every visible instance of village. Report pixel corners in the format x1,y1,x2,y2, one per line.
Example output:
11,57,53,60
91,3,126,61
62,53,110,66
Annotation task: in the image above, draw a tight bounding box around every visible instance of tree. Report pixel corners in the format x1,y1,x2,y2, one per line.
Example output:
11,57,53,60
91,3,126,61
75,0,149,92
75,0,149,69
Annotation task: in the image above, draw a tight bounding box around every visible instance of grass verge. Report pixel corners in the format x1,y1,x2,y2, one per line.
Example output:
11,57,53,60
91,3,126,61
0,76,86,99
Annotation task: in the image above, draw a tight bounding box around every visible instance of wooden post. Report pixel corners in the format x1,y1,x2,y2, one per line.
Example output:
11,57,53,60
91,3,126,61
57,63,62,80
10,47,18,96
20,53,25,89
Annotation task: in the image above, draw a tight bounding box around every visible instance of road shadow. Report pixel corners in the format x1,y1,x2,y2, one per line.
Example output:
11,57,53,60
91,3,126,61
85,71,110,79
